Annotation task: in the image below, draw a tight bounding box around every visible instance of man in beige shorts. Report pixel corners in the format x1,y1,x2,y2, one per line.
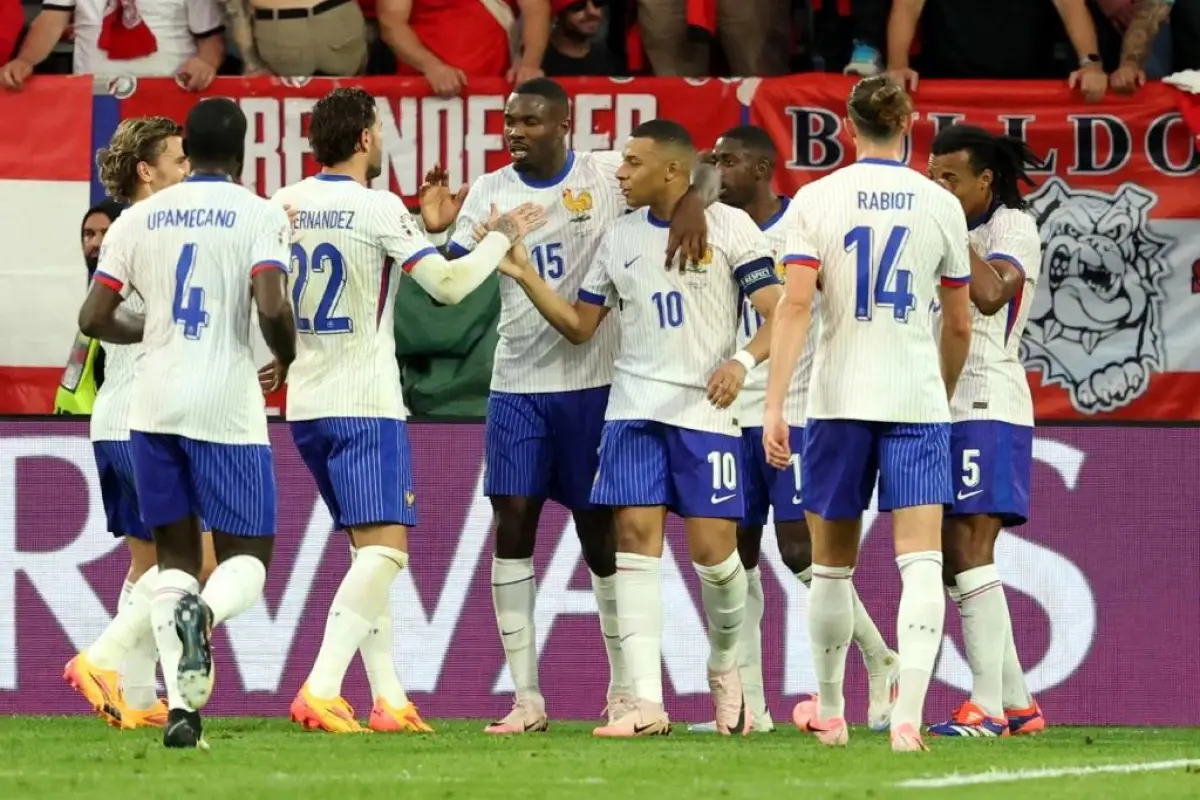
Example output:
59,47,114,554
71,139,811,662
221,0,368,76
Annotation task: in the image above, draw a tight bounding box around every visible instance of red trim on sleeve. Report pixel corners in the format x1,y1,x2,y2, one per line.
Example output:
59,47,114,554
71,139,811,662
940,275,971,287
251,260,287,277
782,256,820,270
93,273,124,292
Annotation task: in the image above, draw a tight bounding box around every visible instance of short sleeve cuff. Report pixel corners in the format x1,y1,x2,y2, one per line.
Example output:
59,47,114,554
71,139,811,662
401,247,439,272
782,254,820,270
940,275,971,287
578,289,608,306
447,241,471,258
93,271,124,292
251,260,287,277
985,252,1025,277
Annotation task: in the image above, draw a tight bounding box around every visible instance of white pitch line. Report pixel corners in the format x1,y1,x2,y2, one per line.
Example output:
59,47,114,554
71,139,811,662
895,759,1200,789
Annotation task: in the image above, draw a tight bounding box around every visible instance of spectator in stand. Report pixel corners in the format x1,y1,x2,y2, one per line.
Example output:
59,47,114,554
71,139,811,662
1,0,224,91
0,0,22,63
1110,0,1198,93
886,0,1109,102
634,0,788,77
377,0,549,97
542,0,622,76
217,0,368,76
810,0,891,77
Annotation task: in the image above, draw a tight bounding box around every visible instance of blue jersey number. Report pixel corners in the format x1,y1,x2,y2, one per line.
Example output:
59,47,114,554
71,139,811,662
531,242,564,280
173,243,209,340
845,225,916,323
291,242,353,335
652,290,684,328
741,296,764,338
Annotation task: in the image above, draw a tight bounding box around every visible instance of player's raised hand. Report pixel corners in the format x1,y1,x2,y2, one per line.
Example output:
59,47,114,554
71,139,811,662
419,165,468,233
666,191,709,271
258,359,288,394
707,359,747,409
762,410,791,469
487,202,547,244
0,58,33,91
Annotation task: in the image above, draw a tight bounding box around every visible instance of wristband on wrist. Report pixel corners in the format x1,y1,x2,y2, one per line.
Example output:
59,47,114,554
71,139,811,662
731,350,756,371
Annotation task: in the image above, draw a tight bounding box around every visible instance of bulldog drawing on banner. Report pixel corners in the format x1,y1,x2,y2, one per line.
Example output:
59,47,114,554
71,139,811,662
1021,177,1173,414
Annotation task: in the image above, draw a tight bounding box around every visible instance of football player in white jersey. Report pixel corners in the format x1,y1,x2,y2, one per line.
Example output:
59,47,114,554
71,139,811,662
498,119,783,737
272,88,544,734
763,76,974,752
434,78,716,734
689,126,899,736
64,117,220,731
925,124,1046,738
79,98,297,749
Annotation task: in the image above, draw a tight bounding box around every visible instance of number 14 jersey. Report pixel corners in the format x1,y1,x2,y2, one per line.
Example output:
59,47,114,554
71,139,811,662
783,159,971,424
273,175,440,422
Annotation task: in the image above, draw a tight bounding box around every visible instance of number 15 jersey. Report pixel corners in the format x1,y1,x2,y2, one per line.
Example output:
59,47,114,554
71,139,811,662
783,159,970,424
273,175,440,423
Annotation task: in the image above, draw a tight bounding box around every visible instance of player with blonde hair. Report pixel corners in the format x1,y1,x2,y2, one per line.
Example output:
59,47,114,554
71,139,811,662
64,116,218,730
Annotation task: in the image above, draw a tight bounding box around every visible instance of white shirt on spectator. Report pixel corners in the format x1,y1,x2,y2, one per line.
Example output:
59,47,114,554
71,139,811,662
43,0,223,77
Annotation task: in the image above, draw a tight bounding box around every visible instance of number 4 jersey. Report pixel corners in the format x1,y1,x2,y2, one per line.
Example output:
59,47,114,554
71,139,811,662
783,159,971,424
272,174,442,422
94,175,292,445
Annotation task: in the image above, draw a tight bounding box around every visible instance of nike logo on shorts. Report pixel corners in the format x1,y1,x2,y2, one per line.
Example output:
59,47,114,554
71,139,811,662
791,495,803,505
957,489,983,501
711,493,736,504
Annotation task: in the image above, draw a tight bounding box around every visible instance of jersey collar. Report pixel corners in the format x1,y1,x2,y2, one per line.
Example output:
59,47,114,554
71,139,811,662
760,195,790,231
517,151,576,189
184,173,234,183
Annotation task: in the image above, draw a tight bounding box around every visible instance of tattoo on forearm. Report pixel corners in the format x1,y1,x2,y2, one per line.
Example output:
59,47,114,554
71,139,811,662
219,0,264,71
1121,0,1171,67
492,215,521,243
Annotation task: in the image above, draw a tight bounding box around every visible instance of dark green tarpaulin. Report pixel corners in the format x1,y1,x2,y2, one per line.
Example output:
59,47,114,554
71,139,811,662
393,271,497,419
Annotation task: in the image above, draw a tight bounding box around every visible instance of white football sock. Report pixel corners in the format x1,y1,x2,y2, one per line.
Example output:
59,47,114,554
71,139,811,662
999,585,1034,710
808,564,854,721
201,555,266,626
591,572,632,699
614,552,663,704
307,545,406,700
891,551,945,730
362,606,409,708
90,566,158,671
492,557,541,702
695,551,747,674
956,565,1007,717
738,566,767,719
119,571,160,710
150,568,200,711
850,585,891,665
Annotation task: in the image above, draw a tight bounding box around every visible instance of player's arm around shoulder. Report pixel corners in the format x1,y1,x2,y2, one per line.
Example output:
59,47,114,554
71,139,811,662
971,208,1038,316
78,214,143,344
444,174,491,258
251,202,298,373
502,227,615,345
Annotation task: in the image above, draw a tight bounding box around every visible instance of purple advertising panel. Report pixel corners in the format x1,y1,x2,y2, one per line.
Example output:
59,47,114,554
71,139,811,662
1,421,1198,725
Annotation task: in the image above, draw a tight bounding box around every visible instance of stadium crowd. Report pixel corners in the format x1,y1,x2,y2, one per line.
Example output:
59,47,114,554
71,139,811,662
0,0,1196,95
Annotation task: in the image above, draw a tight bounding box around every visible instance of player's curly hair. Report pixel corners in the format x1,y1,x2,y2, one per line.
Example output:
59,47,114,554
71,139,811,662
931,124,1045,211
847,75,913,141
309,87,378,167
96,116,183,204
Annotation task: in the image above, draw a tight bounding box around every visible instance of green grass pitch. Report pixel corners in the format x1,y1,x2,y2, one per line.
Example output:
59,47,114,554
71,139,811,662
3,717,1200,799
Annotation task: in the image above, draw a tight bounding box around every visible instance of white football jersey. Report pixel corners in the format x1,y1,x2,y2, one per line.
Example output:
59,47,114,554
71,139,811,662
783,160,970,424
449,151,624,394
273,175,439,422
580,203,776,435
95,175,292,445
951,205,1041,425
733,196,816,429
89,291,144,442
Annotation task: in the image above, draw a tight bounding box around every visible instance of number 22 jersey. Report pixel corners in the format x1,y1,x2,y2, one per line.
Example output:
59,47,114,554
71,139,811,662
272,175,440,422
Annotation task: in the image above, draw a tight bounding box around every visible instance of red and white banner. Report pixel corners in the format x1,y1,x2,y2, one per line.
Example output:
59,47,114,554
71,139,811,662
749,78,1200,420
1,75,1198,419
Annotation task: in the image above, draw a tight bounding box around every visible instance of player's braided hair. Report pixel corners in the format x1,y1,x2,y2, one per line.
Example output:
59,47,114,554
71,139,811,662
931,124,1045,210
96,116,183,204
847,75,912,141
